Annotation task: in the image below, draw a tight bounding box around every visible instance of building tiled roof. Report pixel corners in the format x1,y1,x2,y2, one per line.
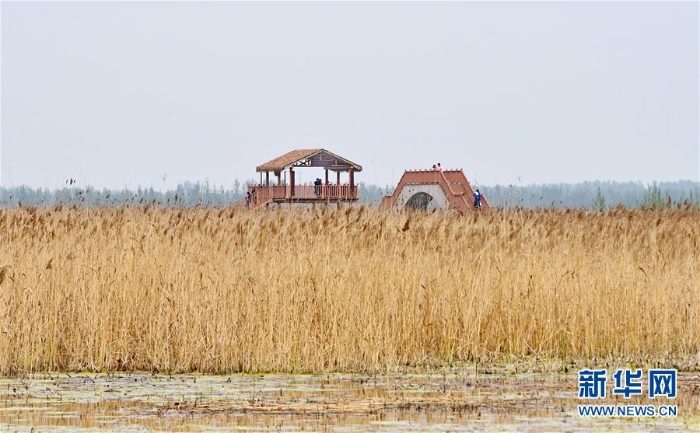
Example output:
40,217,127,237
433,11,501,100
256,149,362,172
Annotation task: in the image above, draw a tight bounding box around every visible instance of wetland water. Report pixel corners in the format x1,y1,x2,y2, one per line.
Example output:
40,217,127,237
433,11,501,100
1,370,698,432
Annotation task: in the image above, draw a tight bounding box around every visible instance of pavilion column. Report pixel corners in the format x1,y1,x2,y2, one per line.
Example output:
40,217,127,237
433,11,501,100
265,171,269,186
290,168,295,197
349,169,355,197
337,171,342,198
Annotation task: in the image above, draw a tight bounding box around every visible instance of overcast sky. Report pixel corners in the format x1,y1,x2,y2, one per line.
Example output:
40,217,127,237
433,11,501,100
1,1,698,191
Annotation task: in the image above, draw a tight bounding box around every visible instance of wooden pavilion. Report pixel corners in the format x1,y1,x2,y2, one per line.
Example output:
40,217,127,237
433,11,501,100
247,149,362,207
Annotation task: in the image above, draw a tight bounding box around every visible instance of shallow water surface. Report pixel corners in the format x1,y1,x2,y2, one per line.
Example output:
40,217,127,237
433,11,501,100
1,370,698,432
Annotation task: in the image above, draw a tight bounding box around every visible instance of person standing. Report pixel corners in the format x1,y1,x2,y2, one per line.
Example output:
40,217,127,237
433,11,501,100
314,178,322,196
473,189,483,208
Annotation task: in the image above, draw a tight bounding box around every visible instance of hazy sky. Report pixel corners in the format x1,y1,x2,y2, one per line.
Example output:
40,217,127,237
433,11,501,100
1,1,698,191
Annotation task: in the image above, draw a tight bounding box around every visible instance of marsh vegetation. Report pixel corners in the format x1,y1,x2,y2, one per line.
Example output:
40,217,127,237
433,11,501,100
0,206,697,374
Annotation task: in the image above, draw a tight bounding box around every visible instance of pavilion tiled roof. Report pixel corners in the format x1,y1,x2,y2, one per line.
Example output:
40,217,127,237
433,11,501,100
256,149,321,172
256,149,362,172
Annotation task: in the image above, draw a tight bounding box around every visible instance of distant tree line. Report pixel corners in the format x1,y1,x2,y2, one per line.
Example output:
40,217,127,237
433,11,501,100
480,180,700,210
0,180,250,208
0,180,698,210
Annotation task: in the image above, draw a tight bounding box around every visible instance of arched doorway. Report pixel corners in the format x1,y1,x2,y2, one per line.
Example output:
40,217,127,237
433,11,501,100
405,192,434,211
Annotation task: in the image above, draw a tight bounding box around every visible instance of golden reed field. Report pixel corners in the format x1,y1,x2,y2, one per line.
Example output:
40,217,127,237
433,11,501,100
0,205,698,374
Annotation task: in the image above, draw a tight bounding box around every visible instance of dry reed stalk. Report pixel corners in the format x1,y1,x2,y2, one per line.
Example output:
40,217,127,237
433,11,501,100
0,206,697,374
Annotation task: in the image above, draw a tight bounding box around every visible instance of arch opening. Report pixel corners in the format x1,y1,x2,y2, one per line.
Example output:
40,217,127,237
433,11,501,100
405,192,434,211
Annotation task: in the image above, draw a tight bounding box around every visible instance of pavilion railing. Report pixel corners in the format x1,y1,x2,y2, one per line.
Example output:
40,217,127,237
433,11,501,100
247,184,358,203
